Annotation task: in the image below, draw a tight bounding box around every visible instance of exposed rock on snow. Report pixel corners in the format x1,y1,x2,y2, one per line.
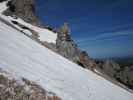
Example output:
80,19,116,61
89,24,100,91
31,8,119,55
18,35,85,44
0,69,61,100
3,0,41,26
0,14,57,44
78,51,97,71
56,23,81,62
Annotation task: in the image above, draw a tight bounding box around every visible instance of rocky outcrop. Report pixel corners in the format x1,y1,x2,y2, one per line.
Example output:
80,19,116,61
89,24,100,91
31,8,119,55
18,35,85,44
115,66,133,89
3,0,41,26
56,23,97,71
78,51,97,71
101,60,133,89
56,23,80,62
102,60,121,77
0,69,61,100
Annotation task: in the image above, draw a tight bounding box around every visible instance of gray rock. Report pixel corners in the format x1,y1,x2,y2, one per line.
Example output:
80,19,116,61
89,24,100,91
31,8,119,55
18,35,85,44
78,51,97,70
102,60,133,89
117,66,133,89
56,23,80,62
102,60,121,77
3,0,41,26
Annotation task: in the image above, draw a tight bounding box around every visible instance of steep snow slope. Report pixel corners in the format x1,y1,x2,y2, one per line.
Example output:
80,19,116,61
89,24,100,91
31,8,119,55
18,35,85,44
0,18,133,100
0,1,57,44
8,16,57,43
0,14,57,43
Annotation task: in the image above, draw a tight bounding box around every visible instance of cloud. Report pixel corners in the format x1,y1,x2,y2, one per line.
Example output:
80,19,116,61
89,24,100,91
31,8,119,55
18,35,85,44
76,25,133,44
77,31,133,44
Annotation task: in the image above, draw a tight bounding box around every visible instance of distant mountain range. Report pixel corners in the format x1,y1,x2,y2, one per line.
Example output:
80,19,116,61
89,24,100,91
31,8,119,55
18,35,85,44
110,56,133,67
96,55,133,67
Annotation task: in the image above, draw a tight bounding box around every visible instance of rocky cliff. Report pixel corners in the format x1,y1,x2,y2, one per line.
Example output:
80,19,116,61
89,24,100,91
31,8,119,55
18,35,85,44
3,0,40,26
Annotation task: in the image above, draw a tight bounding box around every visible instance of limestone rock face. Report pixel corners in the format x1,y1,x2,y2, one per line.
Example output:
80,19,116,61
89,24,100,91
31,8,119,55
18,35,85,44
3,0,40,26
56,23,81,62
56,23,97,71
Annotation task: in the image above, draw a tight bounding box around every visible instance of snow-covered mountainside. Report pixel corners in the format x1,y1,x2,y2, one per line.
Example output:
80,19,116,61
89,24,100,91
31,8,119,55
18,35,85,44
0,13,133,100
0,0,133,100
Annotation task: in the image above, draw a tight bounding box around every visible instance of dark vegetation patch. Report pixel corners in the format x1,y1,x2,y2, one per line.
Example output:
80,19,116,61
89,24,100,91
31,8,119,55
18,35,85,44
6,1,16,12
0,0,8,3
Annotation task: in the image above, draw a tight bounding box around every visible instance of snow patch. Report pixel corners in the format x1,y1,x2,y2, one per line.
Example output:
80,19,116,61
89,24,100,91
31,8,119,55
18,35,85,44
8,16,57,43
0,13,57,43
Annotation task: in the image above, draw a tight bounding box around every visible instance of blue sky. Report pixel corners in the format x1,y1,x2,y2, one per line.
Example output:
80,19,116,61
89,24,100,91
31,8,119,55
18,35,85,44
36,0,133,58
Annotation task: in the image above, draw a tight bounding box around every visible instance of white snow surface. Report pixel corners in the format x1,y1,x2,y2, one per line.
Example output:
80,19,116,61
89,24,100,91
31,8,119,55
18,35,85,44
8,16,57,43
0,13,57,43
0,0,8,13
0,17,133,100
